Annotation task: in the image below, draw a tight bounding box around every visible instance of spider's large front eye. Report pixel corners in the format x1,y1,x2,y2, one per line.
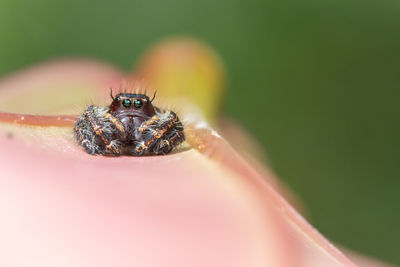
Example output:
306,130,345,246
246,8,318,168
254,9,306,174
134,99,143,108
122,99,132,108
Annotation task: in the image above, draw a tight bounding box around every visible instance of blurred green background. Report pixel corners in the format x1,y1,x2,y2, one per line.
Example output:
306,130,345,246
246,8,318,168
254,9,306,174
0,0,399,264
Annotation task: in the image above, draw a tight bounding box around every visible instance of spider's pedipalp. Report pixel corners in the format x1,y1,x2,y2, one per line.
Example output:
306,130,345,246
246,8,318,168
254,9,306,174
104,113,126,135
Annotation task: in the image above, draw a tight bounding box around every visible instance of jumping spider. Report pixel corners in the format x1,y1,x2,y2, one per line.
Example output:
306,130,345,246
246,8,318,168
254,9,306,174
74,90,185,156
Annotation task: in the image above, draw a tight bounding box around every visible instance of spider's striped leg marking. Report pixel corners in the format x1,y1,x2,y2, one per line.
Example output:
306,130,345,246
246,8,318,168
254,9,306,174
134,111,183,155
83,106,121,155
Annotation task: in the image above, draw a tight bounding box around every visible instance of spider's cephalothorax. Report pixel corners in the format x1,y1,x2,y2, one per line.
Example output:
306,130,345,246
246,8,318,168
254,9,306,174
74,91,185,156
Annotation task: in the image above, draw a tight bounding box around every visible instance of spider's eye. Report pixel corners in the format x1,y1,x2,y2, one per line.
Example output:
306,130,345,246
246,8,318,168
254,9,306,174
134,99,143,108
122,99,132,108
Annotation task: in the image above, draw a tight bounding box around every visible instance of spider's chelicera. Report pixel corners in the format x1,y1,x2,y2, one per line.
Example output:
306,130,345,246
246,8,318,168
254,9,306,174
74,90,185,156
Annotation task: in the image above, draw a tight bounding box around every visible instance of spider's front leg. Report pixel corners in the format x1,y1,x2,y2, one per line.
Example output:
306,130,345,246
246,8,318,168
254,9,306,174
74,118,98,154
74,106,124,155
134,111,184,155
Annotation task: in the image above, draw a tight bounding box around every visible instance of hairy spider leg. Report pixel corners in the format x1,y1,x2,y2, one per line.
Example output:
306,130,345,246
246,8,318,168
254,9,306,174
167,121,184,145
152,123,185,154
84,106,121,155
74,120,97,154
134,111,180,155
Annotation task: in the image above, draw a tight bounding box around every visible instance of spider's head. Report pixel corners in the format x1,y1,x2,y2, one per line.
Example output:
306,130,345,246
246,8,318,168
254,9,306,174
109,91,156,118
